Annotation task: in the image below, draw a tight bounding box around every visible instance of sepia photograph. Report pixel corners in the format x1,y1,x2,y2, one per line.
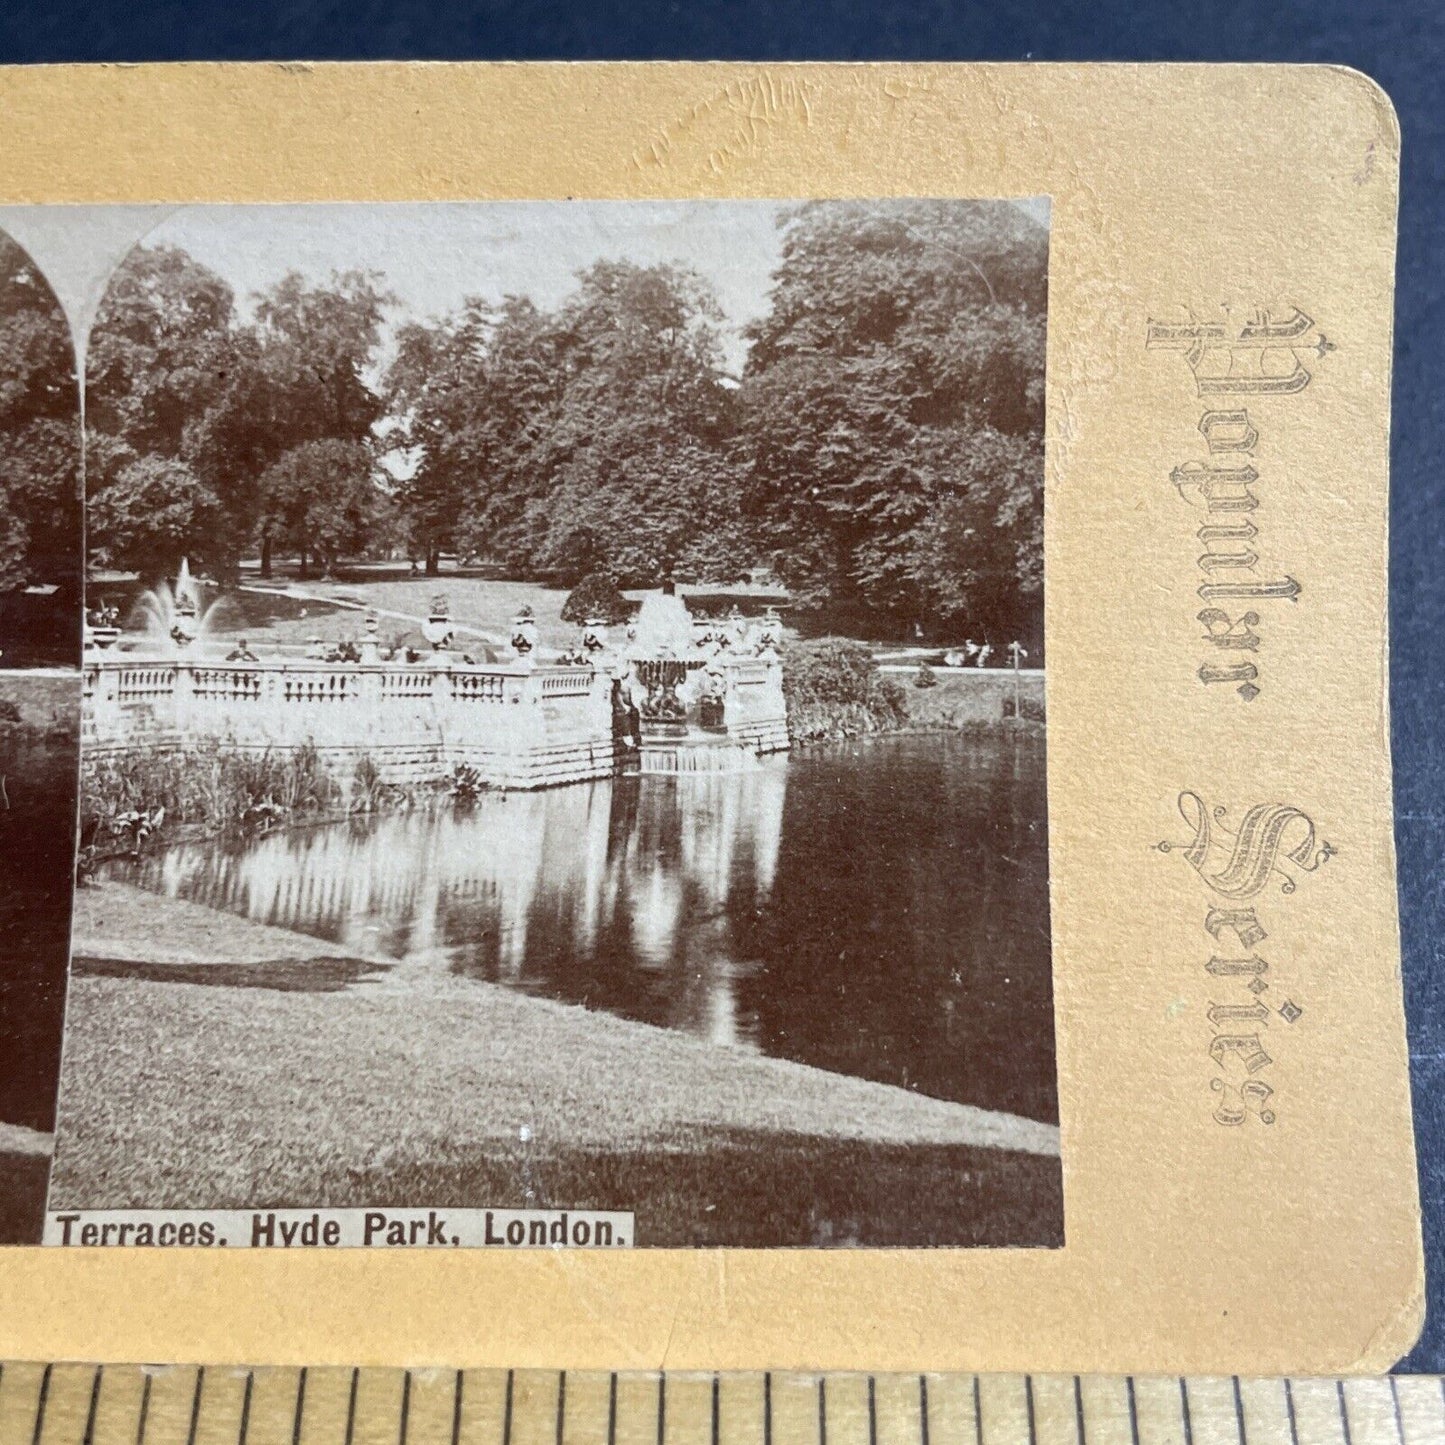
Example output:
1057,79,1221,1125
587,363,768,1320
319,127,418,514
26,198,1056,1246
0,228,82,1242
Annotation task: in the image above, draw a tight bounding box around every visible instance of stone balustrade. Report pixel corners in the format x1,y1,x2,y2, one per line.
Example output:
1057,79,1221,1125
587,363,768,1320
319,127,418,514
716,655,790,753
83,657,611,788
82,650,790,789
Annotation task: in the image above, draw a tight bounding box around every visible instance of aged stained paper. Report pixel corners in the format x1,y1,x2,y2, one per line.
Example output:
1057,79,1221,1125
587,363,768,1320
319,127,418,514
0,62,1419,1372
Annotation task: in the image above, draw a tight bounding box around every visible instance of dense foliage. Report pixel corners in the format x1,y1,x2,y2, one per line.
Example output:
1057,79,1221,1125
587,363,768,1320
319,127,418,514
780,638,909,742
738,201,1046,644
77,201,1047,646
0,234,81,597
86,247,392,581
560,572,632,625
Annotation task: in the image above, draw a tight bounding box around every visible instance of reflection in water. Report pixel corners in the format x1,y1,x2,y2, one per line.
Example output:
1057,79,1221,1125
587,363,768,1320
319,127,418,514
0,731,78,1134
117,734,1055,1123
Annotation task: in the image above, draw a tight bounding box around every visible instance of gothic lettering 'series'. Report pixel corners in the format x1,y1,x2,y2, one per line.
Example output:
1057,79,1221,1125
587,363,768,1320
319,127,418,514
1159,792,1333,1124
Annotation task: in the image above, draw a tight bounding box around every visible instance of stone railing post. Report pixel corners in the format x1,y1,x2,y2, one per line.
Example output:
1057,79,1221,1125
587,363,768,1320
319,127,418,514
431,665,454,758
357,666,383,752
85,662,117,741
511,667,546,782
263,666,284,738
721,658,748,731
765,654,784,705
589,664,613,721
431,664,453,702
172,660,195,736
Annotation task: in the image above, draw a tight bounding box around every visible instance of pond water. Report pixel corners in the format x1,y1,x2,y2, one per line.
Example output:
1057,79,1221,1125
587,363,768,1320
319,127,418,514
115,733,1057,1125
0,719,79,1135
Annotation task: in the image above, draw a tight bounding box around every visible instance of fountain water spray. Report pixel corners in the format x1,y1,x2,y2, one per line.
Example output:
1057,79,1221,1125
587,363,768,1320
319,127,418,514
127,559,224,654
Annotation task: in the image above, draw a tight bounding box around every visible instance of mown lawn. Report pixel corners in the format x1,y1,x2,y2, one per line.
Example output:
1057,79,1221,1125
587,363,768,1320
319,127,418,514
209,576,574,652
50,960,1061,1247
148,570,794,657
344,1129,1062,1248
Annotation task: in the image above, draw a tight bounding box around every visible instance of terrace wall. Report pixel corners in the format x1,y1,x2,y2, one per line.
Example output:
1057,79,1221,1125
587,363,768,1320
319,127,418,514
82,654,790,789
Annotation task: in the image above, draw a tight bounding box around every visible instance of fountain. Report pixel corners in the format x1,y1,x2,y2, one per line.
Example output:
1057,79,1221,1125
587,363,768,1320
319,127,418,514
618,591,785,775
122,559,224,655
630,592,693,657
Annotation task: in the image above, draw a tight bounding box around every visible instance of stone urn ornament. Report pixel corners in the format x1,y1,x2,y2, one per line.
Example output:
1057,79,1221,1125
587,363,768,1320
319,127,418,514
582,617,609,655
422,594,453,652
359,608,382,663
86,602,120,652
511,606,539,663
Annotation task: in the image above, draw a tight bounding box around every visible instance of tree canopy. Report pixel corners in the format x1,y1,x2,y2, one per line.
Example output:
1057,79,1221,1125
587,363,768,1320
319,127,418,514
738,200,1046,643
86,247,393,581
0,232,81,596
79,202,1048,648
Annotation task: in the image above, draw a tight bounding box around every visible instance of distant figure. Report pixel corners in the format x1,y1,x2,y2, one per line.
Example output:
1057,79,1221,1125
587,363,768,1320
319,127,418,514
944,649,965,668
612,675,642,750
976,642,993,668
226,639,258,662
409,559,419,577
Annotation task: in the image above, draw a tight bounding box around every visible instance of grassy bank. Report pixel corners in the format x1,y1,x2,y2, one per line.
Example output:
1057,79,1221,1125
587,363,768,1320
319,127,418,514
783,638,1043,741
72,880,394,970
0,1078,1033,1247
215,576,571,652
52,972,1060,1246
52,886,1060,1245
332,1130,1061,1248
900,667,1046,730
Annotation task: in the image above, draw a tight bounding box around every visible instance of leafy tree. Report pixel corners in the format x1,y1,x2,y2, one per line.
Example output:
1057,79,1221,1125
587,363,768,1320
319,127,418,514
387,297,498,574
397,261,749,591
86,245,235,459
560,572,630,625
0,233,81,596
86,245,240,579
256,438,388,579
251,269,391,443
87,453,221,579
446,297,573,570
87,248,392,581
237,269,391,577
739,200,1047,647
536,421,748,590
516,260,745,588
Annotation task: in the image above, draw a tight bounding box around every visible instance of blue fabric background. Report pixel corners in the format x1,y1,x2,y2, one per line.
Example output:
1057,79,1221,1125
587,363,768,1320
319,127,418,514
0,0,1440,1371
